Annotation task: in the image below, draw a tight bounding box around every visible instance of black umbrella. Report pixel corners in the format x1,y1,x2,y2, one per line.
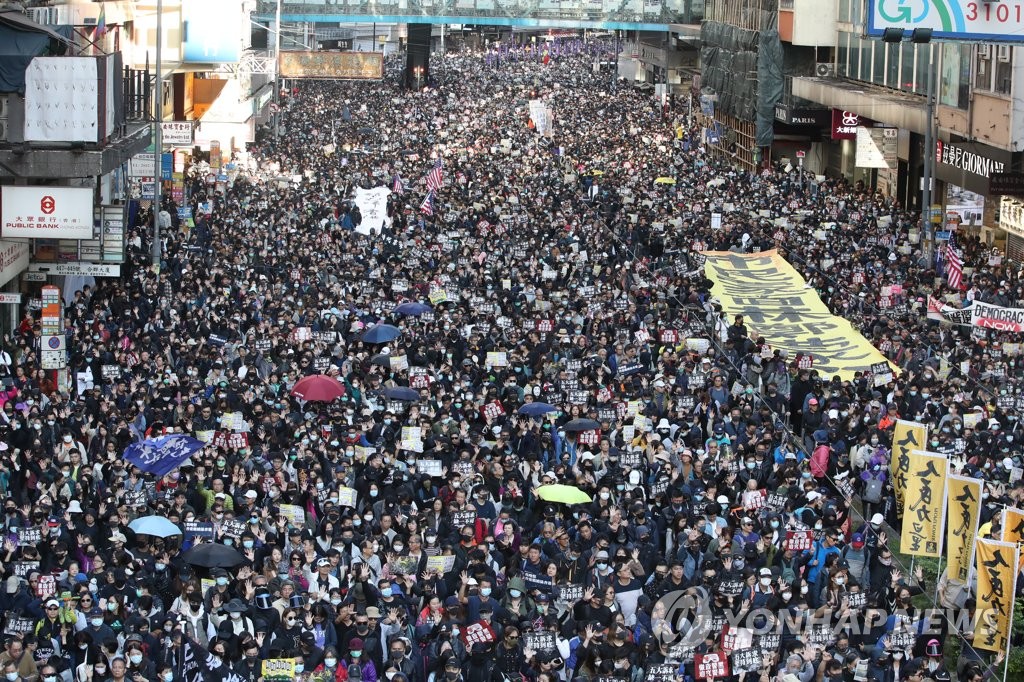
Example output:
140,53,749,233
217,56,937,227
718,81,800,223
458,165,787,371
385,386,420,401
563,418,601,432
182,543,244,569
370,354,392,367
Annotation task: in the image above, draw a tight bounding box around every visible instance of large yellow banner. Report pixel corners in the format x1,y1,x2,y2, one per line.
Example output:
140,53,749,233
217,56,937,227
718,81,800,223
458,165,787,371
899,451,946,557
891,421,927,511
700,250,895,380
974,538,1018,653
947,474,982,583
1001,507,1024,545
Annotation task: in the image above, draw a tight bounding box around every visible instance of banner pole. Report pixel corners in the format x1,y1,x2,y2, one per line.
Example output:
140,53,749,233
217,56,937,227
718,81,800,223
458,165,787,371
1003,545,1018,682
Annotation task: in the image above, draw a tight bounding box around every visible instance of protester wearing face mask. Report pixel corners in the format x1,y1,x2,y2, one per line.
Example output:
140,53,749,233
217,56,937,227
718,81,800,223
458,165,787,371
0,639,34,682
339,638,378,682
124,641,155,682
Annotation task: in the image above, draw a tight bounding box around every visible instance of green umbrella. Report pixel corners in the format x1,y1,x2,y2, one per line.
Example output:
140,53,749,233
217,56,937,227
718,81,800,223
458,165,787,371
535,484,592,505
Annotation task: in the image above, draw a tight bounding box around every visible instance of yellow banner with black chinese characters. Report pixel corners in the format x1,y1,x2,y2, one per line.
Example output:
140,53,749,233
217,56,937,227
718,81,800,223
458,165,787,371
973,538,1018,653
700,250,897,381
899,450,946,557
947,474,982,584
1001,507,1024,545
891,420,927,511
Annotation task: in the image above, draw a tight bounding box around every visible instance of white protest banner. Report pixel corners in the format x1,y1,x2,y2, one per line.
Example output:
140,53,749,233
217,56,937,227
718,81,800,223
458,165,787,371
353,186,392,235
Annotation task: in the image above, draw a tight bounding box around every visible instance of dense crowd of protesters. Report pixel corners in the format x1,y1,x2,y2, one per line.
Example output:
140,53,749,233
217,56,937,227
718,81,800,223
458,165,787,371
0,39,1022,682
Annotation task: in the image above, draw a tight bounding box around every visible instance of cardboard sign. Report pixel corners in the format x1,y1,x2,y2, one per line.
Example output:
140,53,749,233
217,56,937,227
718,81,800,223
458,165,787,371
694,652,730,679
425,555,457,574
645,664,678,682
262,659,296,681
221,519,246,539
278,504,305,529
460,621,496,646
184,521,214,541
786,530,814,551
12,561,38,578
418,459,444,477
482,400,506,420
730,649,762,673
3,613,34,636
577,429,601,446
338,487,358,508
34,575,56,599
556,583,584,603
523,630,557,653
451,509,477,530
17,527,41,546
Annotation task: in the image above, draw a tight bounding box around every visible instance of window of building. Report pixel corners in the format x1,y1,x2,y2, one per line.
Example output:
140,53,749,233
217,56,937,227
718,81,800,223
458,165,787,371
838,32,851,77
995,46,1012,94
900,41,915,91
857,37,872,81
939,43,971,109
885,43,899,88
975,45,993,91
850,0,863,28
872,40,886,84
839,0,852,22
914,43,931,95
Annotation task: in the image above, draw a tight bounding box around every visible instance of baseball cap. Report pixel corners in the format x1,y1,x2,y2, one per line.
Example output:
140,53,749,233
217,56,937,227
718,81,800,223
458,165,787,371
806,491,821,502
851,533,865,548
871,513,884,525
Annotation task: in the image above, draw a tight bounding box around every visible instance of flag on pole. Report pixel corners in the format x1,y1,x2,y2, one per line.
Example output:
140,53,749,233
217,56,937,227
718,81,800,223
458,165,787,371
392,174,404,195
96,4,107,37
946,242,963,289
973,538,1019,653
425,158,443,192
420,191,435,216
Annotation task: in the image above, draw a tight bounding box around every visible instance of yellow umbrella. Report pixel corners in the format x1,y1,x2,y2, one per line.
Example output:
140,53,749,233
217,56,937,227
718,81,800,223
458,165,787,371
654,176,677,185
535,484,592,505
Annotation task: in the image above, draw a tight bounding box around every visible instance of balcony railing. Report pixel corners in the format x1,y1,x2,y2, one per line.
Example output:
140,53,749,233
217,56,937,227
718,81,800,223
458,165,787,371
123,67,151,122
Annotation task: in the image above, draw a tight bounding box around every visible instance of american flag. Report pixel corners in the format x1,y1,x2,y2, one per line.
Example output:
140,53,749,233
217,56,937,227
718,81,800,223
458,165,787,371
392,174,404,195
946,242,963,290
420,191,435,216
425,158,443,192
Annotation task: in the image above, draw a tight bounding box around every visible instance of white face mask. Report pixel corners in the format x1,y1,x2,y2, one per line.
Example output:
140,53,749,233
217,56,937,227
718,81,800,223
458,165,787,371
834,577,845,586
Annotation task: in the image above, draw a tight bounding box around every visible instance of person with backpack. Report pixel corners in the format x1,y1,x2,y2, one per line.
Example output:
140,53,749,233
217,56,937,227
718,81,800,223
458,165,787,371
859,453,888,522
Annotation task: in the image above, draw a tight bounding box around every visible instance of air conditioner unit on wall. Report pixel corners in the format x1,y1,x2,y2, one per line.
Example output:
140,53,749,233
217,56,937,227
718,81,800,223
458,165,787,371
979,44,992,59
815,63,835,78
27,7,51,24
997,45,1011,63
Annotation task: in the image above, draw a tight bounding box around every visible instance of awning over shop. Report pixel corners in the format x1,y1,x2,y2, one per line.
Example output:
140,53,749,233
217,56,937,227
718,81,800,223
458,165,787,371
791,76,928,134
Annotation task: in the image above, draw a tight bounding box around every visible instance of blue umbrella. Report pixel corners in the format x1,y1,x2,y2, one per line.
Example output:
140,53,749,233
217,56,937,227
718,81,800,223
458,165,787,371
361,323,402,344
123,434,206,476
128,515,182,538
385,386,421,401
394,302,433,316
517,402,558,417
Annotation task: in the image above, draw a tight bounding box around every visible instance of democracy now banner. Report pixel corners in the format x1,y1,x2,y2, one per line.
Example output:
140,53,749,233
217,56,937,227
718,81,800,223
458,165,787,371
702,250,896,380
928,296,1024,332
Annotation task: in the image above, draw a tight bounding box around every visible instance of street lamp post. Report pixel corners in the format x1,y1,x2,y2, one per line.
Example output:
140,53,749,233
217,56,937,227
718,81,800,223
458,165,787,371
882,27,934,261
152,0,163,266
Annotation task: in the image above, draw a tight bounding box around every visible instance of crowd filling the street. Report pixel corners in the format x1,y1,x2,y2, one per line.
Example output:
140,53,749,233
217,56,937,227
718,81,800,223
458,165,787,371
2,40,1024,682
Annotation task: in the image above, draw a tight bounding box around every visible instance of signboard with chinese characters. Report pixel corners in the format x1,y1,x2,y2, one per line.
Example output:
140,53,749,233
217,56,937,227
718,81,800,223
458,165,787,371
1,186,94,240
279,52,385,80
161,121,194,145
831,109,859,140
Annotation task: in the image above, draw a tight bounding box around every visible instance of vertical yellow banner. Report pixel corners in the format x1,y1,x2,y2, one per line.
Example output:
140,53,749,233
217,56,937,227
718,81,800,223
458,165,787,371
1001,507,1024,545
947,474,982,584
899,451,946,557
891,420,927,510
973,538,1019,653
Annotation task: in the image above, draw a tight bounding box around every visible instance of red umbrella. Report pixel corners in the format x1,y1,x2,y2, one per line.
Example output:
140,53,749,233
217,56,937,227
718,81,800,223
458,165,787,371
290,375,345,402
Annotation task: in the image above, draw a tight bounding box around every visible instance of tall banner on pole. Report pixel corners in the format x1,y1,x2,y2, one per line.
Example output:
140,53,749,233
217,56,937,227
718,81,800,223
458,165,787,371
899,451,946,557
973,538,1019,654
946,474,982,584
891,420,927,511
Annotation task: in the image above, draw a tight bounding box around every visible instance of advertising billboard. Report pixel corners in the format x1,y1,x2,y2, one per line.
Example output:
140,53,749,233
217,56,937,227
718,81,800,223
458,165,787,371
182,0,242,63
867,0,1024,42
279,52,384,79
1,186,95,240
